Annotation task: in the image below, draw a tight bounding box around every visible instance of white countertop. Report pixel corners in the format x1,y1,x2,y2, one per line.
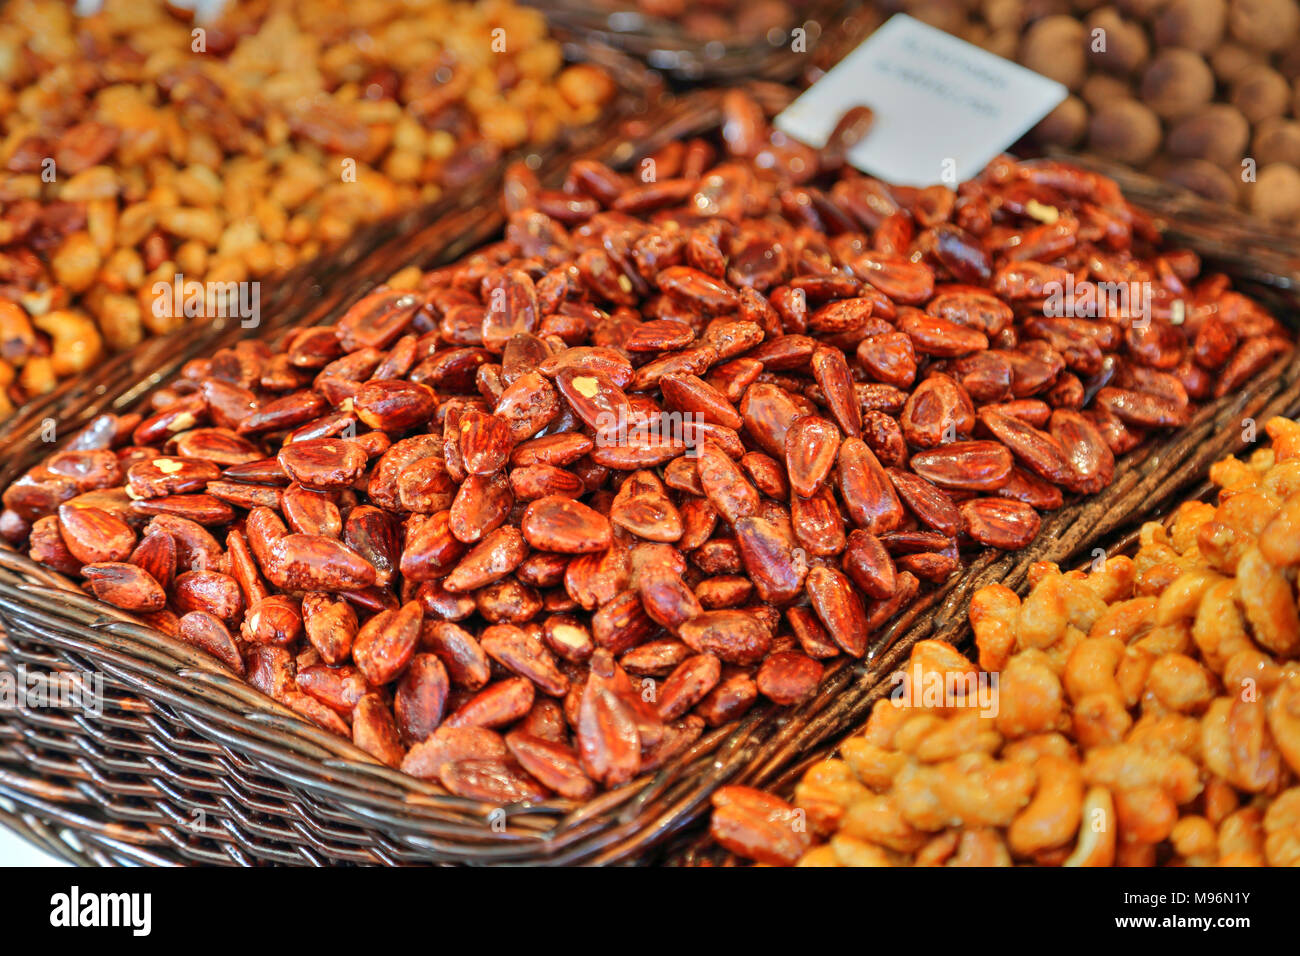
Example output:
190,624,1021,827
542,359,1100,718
0,826,70,866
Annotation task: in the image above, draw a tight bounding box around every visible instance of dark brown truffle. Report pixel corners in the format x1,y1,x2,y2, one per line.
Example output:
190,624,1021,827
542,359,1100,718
1117,0,1168,19
1249,162,1300,223
1160,158,1241,204
982,0,1026,31
1034,95,1089,147
1082,73,1134,108
1167,105,1251,167
1210,42,1267,83
1019,15,1089,90
1252,118,1300,167
1085,8,1150,74
908,0,971,36
982,26,1021,60
1141,49,1216,119
1087,98,1163,164
1228,0,1300,53
1275,44,1300,81
1154,0,1227,52
1231,64,1291,123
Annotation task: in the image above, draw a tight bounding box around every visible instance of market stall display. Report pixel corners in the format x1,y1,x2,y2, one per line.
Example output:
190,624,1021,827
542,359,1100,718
2,0,1300,875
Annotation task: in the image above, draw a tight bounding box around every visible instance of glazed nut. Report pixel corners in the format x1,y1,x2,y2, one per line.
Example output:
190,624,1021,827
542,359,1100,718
7,90,1290,813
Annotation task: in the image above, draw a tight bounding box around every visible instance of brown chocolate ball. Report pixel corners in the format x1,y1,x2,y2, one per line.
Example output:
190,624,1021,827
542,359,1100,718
1159,158,1242,203
909,0,972,35
1252,117,1300,167
1088,98,1163,163
1082,72,1134,108
1116,0,1168,18
1231,64,1291,122
984,26,1022,59
1024,0,1074,18
1210,42,1268,83
1085,8,1150,74
982,0,1026,29
1141,49,1216,119
1275,44,1300,81
1248,162,1300,223
1167,105,1251,167
1034,95,1090,146
1154,0,1227,53
1019,15,1089,89
1228,0,1300,52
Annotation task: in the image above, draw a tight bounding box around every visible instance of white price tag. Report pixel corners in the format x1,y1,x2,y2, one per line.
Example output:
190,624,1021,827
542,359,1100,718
776,14,1067,187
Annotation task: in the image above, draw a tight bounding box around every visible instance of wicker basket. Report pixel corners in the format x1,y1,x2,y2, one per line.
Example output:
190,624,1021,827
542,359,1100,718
525,0,871,81
3,85,1300,866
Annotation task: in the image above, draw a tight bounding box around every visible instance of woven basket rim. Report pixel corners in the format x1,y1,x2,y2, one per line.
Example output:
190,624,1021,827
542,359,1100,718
527,0,862,81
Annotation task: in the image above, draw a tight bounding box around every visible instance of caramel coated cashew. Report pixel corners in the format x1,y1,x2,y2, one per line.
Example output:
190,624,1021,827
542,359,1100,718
971,583,1020,672
1236,546,1300,656
1088,596,1157,645
1156,569,1223,626
1063,786,1116,867
949,829,1012,867
1114,784,1177,845
1064,636,1125,704
1144,652,1217,713
1072,692,1132,749
1263,788,1300,866
840,735,908,793
1017,575,1069,650
839,794,928,854
1217,806,1267,863
793,758,870,837
1191,578,1254,672
995,650,1065,739
1265,417,1300,462
1082,553,1136,604
1170,815,1218,865
1008,754,1084,858
1266,675,1300,775
927,753,1037,829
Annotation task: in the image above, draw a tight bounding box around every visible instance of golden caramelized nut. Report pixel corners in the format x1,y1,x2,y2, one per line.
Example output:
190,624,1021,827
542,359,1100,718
0,0,612,408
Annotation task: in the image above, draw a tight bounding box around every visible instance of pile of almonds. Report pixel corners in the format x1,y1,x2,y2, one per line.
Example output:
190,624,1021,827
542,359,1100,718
0,0,614,415
1,89,1289,804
